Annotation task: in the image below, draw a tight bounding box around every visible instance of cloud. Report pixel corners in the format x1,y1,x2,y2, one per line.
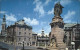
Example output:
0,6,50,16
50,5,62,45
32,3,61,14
40,21,46,26
5,14,17,26
60,0,71,6
6,14,17,22
63,10,76,23
33,0,53,17
33,0,45,17
48,8,54,14
0,11,6,14
55,0,71,6
23,17,39,25
44,0,52,5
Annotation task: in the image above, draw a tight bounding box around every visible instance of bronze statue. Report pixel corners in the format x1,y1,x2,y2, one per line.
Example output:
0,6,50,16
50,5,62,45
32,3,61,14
54,2,64,16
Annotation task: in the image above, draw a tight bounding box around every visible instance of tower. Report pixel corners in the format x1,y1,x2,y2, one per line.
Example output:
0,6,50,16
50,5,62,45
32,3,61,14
41,28,44,37
50,2,66,50
1,15,6,35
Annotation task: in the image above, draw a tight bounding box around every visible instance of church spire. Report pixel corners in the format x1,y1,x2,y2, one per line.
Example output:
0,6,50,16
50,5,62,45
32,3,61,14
41,28,44,36
2,14,6,24
1,15,6,35
2,15,6,30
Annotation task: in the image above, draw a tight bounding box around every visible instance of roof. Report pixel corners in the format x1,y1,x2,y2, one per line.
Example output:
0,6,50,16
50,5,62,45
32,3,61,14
71,24,80,28
32,32,37,35
7,20,32,29
7,24,32,30
64,23,76,28
15,19,25,25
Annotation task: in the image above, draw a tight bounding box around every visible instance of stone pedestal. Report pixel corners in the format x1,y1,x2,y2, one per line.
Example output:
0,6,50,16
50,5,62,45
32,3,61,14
49,48,58,50
48,46,66,50
48,2,66,50
49,21,66,50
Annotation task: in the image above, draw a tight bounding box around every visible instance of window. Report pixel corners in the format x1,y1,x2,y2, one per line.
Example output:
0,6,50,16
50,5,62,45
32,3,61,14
42,40,44,42
19,27,21,30
15,32,16,34
29,38,30,41
24,38,26,41
25,28,26,30
25,32,26,34
65,27,67,29
2,25,5,30
19,32,21,35
32,42,35,45
18,43,21,45
27,43,29,46
34,36,36,39
29,33,31,35
19,38,21,41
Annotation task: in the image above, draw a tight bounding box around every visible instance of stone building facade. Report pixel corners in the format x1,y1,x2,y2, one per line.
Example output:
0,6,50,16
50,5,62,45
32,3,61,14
32,32,37,46
7,20,32,46
1,15,6,35
64,23,80,50
0,15,7,42
37,29,49,47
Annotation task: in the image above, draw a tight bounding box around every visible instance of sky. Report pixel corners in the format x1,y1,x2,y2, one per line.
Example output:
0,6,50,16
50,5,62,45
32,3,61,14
0,0,80,34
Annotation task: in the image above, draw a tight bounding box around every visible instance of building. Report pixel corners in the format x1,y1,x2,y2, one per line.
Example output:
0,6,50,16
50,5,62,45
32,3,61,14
64,23,80,50
0,15,7,42
71,24,80,49
37,29,49,47
1,15,6,35
64,23,76,46
7,20,32,46
32,32,37,46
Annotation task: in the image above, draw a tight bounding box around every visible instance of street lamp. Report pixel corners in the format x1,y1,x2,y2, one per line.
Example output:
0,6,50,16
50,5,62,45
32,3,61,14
21,40,25,50
71,42,75,50
22,40,24,50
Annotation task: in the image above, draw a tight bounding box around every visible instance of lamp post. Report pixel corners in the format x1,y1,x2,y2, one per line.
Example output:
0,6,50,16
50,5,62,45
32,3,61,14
21,40,25,50
71,42,75,50
22,40,24,50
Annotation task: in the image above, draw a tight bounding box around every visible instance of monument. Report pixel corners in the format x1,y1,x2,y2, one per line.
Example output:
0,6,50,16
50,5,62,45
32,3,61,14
49,2,66,50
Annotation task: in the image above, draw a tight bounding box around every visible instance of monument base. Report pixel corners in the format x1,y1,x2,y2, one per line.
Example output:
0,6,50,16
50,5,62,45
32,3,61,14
58,43,66,49
47,47,58,50
48,47,66,50
48,48,65,50
47,44,66,50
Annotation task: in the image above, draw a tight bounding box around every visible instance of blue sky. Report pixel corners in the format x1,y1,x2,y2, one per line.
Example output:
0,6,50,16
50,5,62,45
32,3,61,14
0,0,80,34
